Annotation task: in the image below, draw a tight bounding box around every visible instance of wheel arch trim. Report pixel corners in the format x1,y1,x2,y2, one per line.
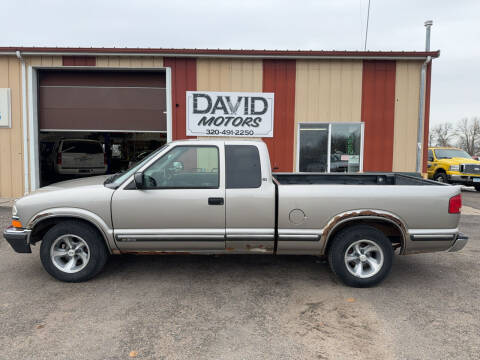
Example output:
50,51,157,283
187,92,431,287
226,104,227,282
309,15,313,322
26,208,117,253
321,209,409,255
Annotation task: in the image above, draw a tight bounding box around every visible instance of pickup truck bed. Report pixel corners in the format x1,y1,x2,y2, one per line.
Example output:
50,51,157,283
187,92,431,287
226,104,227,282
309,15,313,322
273,173,439,185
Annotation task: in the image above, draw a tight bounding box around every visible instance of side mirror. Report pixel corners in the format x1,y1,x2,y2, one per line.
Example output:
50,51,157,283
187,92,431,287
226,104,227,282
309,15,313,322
134,172,144,189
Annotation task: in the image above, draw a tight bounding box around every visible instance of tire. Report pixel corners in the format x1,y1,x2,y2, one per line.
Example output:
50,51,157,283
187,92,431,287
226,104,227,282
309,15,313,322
40,221,109,282
328,225,393,288
434,172,448,183
474,185,480,192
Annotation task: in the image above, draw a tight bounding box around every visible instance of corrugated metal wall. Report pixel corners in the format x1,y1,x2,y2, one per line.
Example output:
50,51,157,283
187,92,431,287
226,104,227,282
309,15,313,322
96,56,163,68
164,58,196,140
293,60,363,169
196,59,262,92
0,54,431,198
361,61,396,172
0,57,23,198
393,61,423,172
262,60,296,171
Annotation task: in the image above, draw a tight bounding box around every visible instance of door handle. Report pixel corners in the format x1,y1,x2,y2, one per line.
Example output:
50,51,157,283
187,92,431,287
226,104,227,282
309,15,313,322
208,197,224,205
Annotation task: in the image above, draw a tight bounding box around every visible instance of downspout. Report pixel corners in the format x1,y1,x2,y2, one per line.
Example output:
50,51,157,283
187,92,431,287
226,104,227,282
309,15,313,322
16,50,29,194
416,21,433,173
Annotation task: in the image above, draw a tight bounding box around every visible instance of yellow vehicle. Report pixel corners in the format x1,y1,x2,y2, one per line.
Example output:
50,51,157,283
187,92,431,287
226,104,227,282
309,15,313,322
428,147,480,191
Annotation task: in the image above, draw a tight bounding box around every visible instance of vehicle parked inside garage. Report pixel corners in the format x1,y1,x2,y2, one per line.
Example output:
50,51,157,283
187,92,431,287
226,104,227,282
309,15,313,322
4,140,468,287
428,147,480,191
48,139,107,176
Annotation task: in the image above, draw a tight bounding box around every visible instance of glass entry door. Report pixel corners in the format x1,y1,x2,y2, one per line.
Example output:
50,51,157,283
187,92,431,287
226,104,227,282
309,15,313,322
298,123,363,173
299,124,329,172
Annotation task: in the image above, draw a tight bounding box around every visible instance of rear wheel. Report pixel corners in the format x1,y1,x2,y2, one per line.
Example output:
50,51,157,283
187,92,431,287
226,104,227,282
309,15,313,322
40,221,108,282
474,185,480,192
434,172,448,183
328,225,393,287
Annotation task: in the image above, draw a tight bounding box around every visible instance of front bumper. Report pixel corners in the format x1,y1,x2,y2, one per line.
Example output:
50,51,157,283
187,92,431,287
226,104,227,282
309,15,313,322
448,232,469,252
448,174,480,185
3,227,32,253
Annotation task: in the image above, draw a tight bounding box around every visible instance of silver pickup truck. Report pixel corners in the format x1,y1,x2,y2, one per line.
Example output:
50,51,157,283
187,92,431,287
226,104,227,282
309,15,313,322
3,140,469,287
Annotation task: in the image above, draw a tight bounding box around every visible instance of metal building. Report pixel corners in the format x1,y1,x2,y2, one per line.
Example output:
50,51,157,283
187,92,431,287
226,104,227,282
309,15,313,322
0,47,438,198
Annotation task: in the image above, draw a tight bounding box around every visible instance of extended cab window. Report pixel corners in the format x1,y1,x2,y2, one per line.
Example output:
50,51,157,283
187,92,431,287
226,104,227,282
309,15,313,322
143,146,219,189
226,145,261,188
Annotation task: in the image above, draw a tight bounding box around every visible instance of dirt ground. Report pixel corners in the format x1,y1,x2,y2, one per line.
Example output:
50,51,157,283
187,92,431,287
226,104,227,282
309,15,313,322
0,190,479,360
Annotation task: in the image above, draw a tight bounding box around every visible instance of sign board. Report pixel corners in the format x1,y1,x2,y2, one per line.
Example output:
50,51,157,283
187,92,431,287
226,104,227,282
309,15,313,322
186,91,274,137
0,88,11,128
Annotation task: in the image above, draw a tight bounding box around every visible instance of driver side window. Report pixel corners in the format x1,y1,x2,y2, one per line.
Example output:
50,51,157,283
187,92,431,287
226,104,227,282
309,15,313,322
143,146,219,189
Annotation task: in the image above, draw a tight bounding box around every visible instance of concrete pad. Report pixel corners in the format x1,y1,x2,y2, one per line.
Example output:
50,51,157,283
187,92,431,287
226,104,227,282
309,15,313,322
0,198,14,208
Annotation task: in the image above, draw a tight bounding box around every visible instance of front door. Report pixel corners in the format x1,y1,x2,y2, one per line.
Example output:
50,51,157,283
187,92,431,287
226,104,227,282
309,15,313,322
111,145,225,251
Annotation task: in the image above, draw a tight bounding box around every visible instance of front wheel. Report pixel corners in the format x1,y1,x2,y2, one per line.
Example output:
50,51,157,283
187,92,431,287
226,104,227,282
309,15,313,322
434,172,448,183
328,225,393,287
40,221,109,282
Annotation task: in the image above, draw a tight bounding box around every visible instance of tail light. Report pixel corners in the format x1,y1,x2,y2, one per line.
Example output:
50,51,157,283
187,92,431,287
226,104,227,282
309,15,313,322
448,194,462,214
57,152,62,165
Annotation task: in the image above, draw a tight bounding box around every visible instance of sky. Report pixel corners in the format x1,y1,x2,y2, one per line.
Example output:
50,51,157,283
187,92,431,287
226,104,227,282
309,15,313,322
1,0,478,128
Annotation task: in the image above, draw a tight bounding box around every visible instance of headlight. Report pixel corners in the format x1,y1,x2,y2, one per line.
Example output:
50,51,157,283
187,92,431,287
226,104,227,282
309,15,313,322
12,205,17,217
450,165,460,171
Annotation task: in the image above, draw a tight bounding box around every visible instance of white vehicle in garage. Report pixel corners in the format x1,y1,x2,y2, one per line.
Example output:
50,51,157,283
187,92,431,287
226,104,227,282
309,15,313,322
50,139,107,176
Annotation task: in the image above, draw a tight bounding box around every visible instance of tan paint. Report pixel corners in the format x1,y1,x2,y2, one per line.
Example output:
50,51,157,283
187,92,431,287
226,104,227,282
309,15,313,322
0,55,58,198
393,61,423,172
96,56,163,68
0,56,23,198
197,58,262,92
293,60,363,169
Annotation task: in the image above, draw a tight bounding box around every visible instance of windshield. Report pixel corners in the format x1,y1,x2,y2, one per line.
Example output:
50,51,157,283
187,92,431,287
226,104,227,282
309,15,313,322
104,145,167,188
434,149,472,159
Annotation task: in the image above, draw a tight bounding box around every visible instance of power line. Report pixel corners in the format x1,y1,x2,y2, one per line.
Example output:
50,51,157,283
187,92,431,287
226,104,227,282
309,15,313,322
364,0,371,51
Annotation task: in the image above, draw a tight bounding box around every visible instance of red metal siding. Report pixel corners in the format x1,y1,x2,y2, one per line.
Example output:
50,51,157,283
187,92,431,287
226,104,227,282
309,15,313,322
423,62,432,173
262,60,296,171
62,56,96,66
164,58,197,140
361,61,396,172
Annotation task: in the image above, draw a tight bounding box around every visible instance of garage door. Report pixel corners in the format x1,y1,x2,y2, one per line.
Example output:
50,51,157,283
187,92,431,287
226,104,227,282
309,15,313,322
38,70,167,132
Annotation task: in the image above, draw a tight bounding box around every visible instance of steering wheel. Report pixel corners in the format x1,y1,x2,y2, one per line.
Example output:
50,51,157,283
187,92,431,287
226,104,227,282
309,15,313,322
144,174,157,188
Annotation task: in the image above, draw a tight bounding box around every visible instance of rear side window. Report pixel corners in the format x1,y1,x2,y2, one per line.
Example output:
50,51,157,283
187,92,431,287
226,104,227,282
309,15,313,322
226,145,261,189
61,141,103,154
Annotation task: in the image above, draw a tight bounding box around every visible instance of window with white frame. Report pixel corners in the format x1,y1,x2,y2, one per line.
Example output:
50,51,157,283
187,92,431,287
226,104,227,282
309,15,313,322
297,123,364,173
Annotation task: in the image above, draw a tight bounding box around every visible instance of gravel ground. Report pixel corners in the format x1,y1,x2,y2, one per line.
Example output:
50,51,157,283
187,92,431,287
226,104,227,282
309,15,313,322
0,191,479,360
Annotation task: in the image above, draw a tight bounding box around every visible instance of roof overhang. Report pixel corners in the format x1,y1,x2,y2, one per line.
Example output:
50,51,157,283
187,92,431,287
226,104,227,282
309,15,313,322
0,47,440,60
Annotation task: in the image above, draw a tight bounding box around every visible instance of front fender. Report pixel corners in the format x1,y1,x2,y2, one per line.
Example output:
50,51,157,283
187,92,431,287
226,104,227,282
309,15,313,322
27,207,117,252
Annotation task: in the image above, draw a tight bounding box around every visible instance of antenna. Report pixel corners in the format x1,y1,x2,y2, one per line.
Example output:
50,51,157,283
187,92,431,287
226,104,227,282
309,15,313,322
364,0,371,51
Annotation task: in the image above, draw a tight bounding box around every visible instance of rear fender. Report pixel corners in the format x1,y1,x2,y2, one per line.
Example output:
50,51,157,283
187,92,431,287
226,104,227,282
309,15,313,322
321,209,409,255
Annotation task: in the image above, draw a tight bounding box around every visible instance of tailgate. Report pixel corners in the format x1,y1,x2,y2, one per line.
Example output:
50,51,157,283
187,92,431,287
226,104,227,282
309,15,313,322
62,153,104,168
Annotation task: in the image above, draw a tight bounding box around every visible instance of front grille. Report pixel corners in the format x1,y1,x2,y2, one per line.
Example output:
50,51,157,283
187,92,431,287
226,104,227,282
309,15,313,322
461,164,480,174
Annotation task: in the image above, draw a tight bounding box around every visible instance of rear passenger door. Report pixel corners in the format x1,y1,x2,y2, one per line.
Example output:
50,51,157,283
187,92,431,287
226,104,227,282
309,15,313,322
225,144,276,253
